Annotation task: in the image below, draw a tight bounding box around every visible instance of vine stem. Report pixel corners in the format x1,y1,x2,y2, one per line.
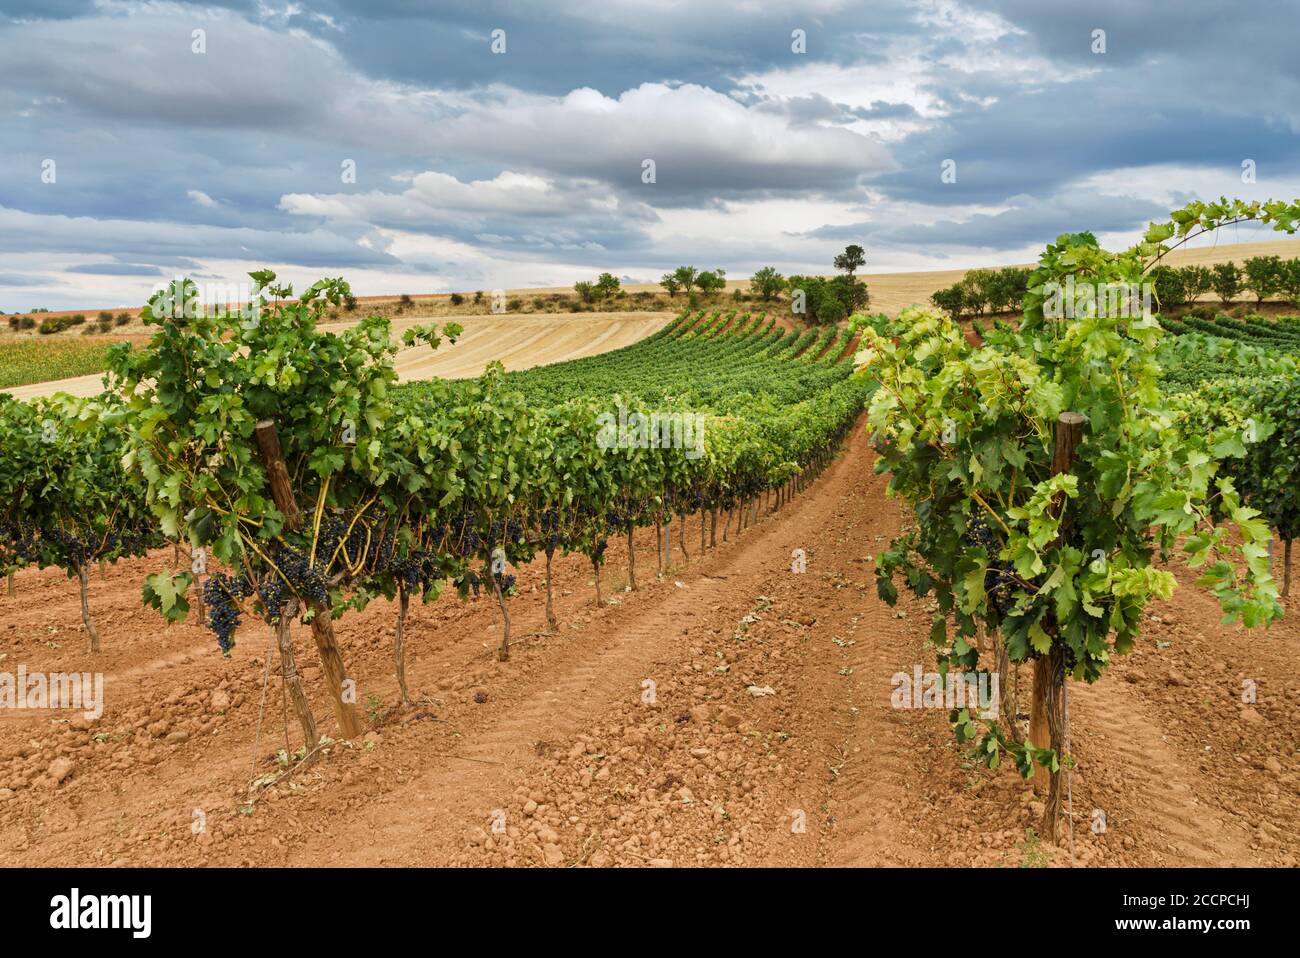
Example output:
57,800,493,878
970,490,1012,536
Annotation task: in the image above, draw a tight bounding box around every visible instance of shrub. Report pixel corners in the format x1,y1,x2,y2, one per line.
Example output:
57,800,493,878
39,315,72,334
449,293,465,306
97,317,112,332
343,294,357,312
473,290,484,304
115,313,131,326
20,316,35,330
97,311,113,323
507,297,523,312
6,316,18,330
70,313,86,325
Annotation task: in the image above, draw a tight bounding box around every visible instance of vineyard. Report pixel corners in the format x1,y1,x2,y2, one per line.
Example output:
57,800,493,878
1,203,1298,871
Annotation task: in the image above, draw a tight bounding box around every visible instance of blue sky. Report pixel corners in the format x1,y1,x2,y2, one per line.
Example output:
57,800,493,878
2,0,1299,310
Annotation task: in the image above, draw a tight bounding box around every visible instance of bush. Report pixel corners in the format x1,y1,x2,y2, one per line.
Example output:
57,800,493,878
115,313,131,326
1187,303,1216,321
97,317,112,332
398,294,413,310
473,291,484,304
20,316,35,330
97,311,113,323
39,315,73,335
6,316,18,330
70,313,86,325
507,297,523,312
343,294,357,312
449,293,465,306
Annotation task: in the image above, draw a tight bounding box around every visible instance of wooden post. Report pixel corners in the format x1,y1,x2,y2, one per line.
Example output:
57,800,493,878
627,527,638,591
254,419,361,739
1284,539,1293,599
255,421,302,529
1031,411,1085,843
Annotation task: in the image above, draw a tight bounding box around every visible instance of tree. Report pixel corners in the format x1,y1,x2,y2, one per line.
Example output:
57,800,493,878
930,284,966,321
595,272,621,300
574,280,597,304
1149,265,1187,311
1181,265,1212,302
1282,259,1300,307
672,266,699,296
749,266,786,301
696,270,726,296
660,273,682,297
1244,255,1285,303
834,244,866,276
1211,261,1241,305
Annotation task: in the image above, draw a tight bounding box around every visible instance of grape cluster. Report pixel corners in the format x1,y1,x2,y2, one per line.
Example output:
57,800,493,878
204,571,253,654
268,544,328,605
537,509,565,552
487,518,525,545
394,549,438,595
0,519,40,563
962,515,1017,617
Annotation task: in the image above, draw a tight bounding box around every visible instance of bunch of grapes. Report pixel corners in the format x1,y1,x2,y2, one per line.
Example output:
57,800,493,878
275,545,328,604
204,571,253,654
537,508,565,552
962,515,1017,618
46,526,93,564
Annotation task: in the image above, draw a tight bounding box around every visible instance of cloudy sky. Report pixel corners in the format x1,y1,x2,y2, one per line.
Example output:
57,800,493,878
2,0,1299,310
